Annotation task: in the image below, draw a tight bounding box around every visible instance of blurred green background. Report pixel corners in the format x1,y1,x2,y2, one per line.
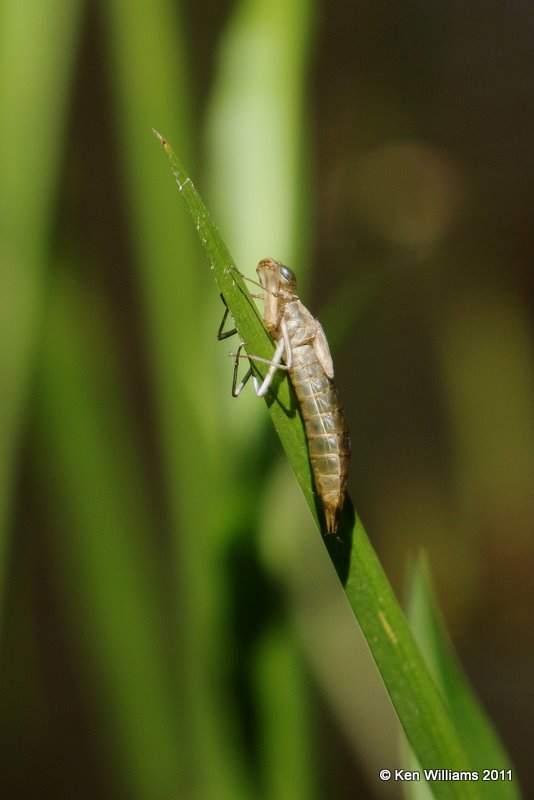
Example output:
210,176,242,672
0,1,532,798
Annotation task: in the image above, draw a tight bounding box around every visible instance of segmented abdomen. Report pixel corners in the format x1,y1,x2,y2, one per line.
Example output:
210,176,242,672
290,343,351,534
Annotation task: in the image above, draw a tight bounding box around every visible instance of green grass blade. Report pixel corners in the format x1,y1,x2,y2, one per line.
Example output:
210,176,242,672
153,139,512,800
35,272,181,799
255,625,315,800
0,0,83,616
342,520,484,800
204,0,316,479
103,6,256,797
154,132,318,523
404,555,521,800
205,0,315,271
205,2,317,796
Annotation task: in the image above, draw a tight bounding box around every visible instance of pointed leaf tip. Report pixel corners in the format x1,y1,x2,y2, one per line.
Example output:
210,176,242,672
152,129,167,147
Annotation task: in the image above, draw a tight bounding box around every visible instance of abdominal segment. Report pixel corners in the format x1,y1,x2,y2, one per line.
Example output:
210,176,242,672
290,345,350,534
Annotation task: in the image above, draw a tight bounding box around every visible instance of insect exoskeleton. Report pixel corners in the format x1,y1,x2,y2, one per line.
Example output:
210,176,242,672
219,258,351,534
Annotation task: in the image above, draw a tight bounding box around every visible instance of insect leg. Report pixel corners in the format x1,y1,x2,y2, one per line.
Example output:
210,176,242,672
251,338,287,397
230,337,288,398
217,294,237,340
231,343,253,397
279,318,293,369
230,351,290,369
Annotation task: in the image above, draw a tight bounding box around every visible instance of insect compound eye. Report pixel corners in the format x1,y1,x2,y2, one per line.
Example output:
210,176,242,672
279,263,297,286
